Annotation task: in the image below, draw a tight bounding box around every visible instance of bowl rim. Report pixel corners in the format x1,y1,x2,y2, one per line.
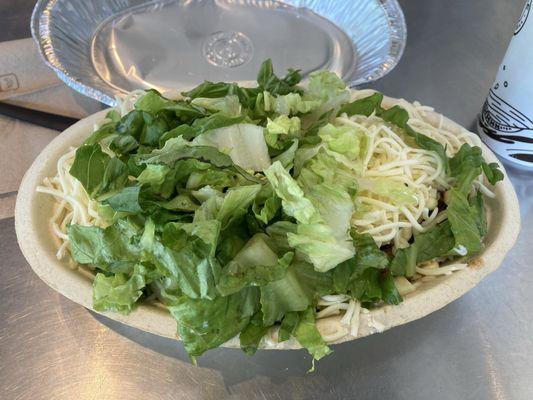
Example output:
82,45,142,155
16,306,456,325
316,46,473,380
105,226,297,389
14,93,521,350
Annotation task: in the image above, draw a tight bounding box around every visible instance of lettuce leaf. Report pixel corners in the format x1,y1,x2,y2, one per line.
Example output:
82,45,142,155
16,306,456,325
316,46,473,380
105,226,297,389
298,185,353,243
136,164,174,194
135,137,262,184
168,287,259,357
251,184,281,225
216,184,262,228
193,123,271,171
306,70,350,111
318,123,361,160
191,112,246,135
278,311,300,342
296,149,358,193
390,220,455,277
264,161,354,271
266,221,298,252
104,186,142,213
260,262,313,325
93,264,147,314
272,139,299,170
217,234,293,296
338,92,383,116
140,219,222,300
259,259,334,327
182,81,243,99
264,92,320,115
256,59,302,96
264,161,322,224
239,311,270,355
265,115,301,150
390,245,418,278
449,144,484,194
482,161,504,185
68,221,140,267
293,307,332,361
446,144,500,256
357,177,417,206
390,206,484,278
447,189,483,254
69,144,129,199
83,120,118,146
191,95,241,116
332,231,400,304
134,90,205,120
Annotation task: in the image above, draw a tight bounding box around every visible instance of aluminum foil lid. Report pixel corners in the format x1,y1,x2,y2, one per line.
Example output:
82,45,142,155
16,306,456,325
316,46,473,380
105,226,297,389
32,0,406,106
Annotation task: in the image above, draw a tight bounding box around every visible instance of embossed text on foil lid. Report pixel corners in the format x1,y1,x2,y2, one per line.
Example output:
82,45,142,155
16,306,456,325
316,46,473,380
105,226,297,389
203,31,253,68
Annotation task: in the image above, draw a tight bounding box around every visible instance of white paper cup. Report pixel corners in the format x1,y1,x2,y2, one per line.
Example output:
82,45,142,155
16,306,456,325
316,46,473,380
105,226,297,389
478,0,533,168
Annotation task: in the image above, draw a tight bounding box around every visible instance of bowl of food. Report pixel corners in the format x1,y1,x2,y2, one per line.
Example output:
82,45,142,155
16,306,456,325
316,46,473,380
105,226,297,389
15,61,520,361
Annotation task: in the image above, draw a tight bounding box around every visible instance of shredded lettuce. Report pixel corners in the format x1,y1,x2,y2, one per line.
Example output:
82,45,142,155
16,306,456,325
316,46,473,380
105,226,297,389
306,70,350,112
69,144,129,199
264,161,354,271
217,234,293,296
93,264,147,314
193,123,271,171
293,307,332,360
265,115,301,149
62,60,503,363
191,95,241,116
168,287,259,357
318,123,362,160
357,177,417,206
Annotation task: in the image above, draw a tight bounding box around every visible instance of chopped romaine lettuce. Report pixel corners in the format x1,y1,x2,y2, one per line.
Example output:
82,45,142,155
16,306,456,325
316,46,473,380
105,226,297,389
60,60,503,363
193,123,271,171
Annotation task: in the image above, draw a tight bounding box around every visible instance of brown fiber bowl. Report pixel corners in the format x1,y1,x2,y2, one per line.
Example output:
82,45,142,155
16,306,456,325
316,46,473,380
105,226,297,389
15,93,521,350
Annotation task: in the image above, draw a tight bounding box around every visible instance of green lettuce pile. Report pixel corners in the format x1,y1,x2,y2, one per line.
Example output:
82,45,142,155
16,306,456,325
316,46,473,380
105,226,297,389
65,60,503,360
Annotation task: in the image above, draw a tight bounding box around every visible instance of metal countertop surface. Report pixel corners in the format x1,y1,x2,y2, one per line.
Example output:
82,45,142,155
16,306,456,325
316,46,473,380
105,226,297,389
1,0,532,399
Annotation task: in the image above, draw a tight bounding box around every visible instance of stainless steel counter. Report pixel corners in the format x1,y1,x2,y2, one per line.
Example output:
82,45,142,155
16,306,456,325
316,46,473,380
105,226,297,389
1,1,532,399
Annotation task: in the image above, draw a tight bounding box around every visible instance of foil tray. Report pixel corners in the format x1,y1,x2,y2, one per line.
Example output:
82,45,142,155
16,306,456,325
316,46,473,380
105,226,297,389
31,0,406,106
